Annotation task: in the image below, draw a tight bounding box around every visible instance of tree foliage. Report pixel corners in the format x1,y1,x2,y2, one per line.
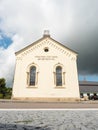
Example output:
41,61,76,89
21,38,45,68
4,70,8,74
0,78,6,88
0,78,12,99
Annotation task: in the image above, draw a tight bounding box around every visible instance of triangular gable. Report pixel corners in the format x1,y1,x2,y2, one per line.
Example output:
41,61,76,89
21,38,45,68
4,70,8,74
49,37,78,55
15,35,78,56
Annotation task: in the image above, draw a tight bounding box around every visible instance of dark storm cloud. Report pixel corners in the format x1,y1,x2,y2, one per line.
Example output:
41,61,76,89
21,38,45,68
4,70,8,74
77,35,98,75
61,0,98,75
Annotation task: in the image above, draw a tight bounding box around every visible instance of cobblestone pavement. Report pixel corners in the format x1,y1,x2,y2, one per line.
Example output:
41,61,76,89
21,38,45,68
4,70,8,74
0,110,98,130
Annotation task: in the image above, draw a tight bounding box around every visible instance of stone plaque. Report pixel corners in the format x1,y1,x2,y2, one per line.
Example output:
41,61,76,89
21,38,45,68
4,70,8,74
35,56,57,60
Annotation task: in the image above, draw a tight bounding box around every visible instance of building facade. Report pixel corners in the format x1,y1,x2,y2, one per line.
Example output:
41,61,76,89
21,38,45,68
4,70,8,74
12,31,80,101
79,81,98,98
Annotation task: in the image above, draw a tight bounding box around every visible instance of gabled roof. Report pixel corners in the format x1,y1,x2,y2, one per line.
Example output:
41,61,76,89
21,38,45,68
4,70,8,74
15,35,78,55
79,81,98,86
79,81,98,93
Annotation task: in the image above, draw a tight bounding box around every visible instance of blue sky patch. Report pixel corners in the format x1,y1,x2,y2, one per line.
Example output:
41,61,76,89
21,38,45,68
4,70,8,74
0,34,12,49
79,75,98,82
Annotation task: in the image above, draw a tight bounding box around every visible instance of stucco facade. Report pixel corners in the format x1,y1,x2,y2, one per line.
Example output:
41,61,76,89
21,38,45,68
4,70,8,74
12,32,80,101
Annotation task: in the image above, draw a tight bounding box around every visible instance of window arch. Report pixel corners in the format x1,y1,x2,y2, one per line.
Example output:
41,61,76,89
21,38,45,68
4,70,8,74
26,63,39,87
53,63,65,87
56,66,62,86
30,66,36,85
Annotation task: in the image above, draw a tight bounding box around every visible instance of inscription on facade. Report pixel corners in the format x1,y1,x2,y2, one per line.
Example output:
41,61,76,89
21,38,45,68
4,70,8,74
35,56,57,60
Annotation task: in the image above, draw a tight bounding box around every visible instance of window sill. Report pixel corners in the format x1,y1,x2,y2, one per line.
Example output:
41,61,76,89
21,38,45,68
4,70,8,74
54,86,65,89
27,86,38,88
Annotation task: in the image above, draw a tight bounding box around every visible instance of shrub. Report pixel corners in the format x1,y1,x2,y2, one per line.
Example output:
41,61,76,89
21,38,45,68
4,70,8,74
0,93,3,99
4,95,11,99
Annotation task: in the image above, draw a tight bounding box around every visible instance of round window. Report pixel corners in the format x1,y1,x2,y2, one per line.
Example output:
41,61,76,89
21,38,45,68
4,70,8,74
44,47,49,52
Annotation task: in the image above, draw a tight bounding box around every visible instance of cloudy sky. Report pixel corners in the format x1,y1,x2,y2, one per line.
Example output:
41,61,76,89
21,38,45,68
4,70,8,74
0,0,98,87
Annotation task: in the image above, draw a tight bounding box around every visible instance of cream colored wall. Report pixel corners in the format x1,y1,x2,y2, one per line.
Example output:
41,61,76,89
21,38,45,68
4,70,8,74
12,37,80,99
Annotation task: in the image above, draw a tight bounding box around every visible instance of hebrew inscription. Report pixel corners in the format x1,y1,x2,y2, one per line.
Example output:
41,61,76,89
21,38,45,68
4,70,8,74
35,56,57,60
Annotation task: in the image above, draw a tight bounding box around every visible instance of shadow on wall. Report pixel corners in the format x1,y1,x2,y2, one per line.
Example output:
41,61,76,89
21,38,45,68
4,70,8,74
0,123,51,130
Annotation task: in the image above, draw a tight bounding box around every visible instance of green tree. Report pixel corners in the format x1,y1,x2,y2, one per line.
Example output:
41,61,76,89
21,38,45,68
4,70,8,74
5,87,12,99
0,78,6,88
0,78,6,98
0,78,12,99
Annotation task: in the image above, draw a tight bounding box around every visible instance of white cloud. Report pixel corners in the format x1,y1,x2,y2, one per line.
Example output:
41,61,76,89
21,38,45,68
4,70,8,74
0,0,72,40
0,34,25,87
0,0,72,86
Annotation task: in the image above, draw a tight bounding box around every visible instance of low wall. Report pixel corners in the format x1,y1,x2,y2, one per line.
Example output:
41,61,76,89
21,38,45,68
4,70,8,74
12,97,80,102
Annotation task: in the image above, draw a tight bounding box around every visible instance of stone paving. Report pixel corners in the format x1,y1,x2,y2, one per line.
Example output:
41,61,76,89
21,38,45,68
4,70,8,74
0,110,98,130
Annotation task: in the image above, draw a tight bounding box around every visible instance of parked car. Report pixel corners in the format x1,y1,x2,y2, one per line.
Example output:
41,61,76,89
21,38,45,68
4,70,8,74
89,95,98,100
93,95,98,100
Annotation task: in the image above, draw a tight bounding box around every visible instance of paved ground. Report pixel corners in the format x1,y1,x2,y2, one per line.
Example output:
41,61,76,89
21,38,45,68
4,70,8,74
0,100,98,109
0,110,98,130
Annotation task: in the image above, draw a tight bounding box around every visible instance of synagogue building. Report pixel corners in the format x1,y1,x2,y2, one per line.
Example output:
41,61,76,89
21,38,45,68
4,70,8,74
12,31,80,101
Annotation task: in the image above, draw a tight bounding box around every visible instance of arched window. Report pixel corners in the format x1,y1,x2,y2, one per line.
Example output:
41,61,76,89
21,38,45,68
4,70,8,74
56,66,62,86
26,63,39,87
30,66,36,85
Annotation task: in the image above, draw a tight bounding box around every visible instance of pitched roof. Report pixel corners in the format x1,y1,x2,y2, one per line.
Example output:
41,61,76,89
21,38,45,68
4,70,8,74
79,81,98,86
79,81,98,93
15,35,78,55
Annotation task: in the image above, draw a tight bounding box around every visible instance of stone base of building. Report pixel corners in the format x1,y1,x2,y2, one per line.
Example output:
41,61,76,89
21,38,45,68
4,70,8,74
12,97,80,102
